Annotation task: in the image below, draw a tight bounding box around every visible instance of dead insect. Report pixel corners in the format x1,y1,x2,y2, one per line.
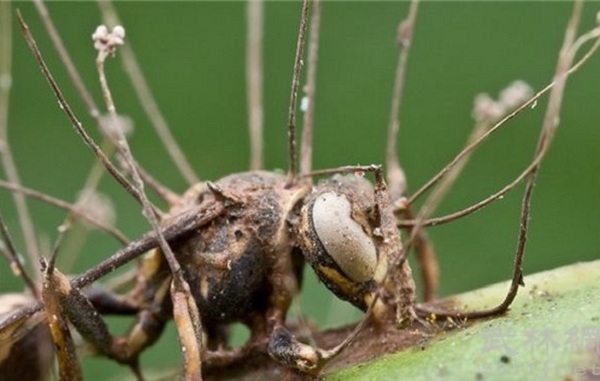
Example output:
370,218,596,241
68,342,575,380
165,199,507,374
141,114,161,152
1,1,599,381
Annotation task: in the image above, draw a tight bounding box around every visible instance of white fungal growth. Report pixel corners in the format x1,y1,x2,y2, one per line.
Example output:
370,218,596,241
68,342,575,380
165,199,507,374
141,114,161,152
300,96,309,112
311,192,377,282
472,93,503,123
499,80,533,110
472,80,533,124
92,25,108,42
99,113,134,139
92,24,126,57
76,190,117,228
112,25,126,40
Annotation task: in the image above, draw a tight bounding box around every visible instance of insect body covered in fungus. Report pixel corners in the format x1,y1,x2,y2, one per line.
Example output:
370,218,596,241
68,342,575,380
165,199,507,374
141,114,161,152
48,170,327,374
162,171,308,347
2,0,599,379
104,169,412,374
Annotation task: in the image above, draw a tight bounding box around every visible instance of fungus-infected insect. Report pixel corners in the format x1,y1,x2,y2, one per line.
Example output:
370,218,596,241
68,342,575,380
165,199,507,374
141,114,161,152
1,1,599,380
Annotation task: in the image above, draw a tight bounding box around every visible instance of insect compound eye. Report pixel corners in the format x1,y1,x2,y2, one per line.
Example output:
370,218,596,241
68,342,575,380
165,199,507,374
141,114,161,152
310,191,377,283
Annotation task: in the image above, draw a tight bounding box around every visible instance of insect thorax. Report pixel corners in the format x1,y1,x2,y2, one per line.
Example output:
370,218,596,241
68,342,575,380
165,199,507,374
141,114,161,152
149,171,306,330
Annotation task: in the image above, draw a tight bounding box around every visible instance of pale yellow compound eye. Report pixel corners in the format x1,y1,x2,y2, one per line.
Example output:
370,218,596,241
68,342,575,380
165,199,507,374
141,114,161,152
311,192,377,283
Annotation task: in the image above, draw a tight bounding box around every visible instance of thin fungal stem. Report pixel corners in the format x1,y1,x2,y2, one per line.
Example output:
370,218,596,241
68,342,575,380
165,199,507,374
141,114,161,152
94,29,204,377
304,164,381,178
401,120,493,243
286,0,311,184
408,33,600,206
400,149,547,229
384,0,439,301
17,12,143,207
33,0,178,205
403,206,438,301
246,0,264,171
33,0,99,118
299,0,321,176
46,217,74,273
0,208,38,295
386,0,419,200
417,0,584,320
0,3,40,278
34,0,118,211
96,0,200,185
52,140,119,273
0,180,129,245
94,33,171,270
399,33,600,230
134,165,181,206
32,0,136,262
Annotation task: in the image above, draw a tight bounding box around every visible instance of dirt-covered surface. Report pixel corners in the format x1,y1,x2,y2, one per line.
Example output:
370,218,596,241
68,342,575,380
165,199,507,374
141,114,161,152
201,300,462,381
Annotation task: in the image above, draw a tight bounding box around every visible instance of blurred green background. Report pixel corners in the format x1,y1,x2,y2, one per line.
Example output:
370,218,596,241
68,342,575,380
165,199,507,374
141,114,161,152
1,1,599,379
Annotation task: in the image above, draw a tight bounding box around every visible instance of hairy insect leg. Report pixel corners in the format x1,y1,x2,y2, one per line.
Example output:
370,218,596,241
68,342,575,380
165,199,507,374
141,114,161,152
41,258,173,381
85,286,139,315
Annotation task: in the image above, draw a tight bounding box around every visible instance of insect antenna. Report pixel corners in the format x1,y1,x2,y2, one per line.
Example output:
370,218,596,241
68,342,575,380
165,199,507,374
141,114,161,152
1,12,110,375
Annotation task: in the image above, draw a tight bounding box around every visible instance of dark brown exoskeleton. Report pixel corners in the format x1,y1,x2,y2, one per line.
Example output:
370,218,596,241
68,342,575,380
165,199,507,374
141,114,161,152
1,0,597,380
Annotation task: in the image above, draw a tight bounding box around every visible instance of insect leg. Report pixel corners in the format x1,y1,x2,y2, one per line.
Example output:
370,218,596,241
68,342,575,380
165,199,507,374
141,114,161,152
40,259,83,381
85,286,139,315
42,259,172,380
